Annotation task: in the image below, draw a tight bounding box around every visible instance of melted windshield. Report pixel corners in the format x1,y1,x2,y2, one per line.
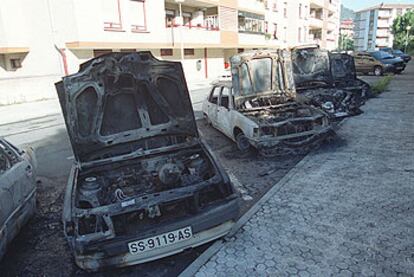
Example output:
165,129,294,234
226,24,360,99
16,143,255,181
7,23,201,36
240,58,273,95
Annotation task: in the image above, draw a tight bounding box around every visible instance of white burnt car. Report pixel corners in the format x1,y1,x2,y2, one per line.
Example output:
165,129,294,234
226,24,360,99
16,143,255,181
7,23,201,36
0,138,37,260
202,50,334,156
55,52,239,271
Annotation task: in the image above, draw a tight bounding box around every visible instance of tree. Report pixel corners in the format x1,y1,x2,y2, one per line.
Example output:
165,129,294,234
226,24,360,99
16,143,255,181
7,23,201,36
339,34,354,51
391,11,414,52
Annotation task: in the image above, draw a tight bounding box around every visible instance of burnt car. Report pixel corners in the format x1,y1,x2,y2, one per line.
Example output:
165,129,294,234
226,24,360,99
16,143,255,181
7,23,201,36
292,46,369,119
0,138,37,260
55,52,239,271
202,50,334,157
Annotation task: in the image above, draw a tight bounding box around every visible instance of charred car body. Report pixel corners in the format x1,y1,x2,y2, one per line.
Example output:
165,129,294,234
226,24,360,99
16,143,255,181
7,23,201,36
292,46,370,119
202,50,334,157
0,138,37,260
55,52,239,271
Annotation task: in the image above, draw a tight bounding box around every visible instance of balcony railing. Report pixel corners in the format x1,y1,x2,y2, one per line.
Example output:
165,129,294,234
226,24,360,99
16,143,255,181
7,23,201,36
166,15,219,31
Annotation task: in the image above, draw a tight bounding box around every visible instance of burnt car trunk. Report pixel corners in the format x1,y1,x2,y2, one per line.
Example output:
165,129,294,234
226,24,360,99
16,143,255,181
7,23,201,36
292,47,369,119
56,52,239,271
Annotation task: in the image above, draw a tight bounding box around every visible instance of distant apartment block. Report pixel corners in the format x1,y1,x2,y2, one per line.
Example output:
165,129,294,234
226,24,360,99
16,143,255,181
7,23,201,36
354,3,414,51
0,0,340,105
340,18,354,38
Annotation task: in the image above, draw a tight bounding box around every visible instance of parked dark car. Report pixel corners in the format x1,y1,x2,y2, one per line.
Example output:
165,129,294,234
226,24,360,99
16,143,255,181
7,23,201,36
380,48,412,63
291,46,368,119
369,51,406,74
0,138,37,261
55,52,239,271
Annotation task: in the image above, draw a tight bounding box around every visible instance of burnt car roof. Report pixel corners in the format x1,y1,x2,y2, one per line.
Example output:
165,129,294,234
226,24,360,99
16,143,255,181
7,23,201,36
55,51,198,163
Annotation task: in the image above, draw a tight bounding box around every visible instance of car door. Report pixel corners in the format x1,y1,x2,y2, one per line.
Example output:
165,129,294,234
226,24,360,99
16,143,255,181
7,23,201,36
0,141,34,229
216,86,233,138
205,86,222,127
354,55,365,73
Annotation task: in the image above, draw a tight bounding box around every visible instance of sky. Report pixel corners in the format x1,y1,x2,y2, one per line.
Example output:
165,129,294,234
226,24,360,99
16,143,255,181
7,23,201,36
342,0,414,11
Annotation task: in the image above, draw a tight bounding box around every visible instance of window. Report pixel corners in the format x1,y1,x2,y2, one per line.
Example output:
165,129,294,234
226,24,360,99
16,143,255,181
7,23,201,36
273,23,278,39
298,27,302,42
165,10,175,27
209,86,221,104
220,87,231,108
130,0,147,32
0,148,10,174
273,1,278,12
10,58,22,69
283,2,287,18
160,49,173,56
265,21,268,33
183,12,192,26
94,49,112,57
238,48,244,53
238,11,265,33
184,48,194,56
103,0,123,31
299,3,302,18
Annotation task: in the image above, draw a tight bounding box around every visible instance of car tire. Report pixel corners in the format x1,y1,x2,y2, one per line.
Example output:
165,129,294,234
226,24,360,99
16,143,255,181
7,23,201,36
374,66,383,76
235,132,251,153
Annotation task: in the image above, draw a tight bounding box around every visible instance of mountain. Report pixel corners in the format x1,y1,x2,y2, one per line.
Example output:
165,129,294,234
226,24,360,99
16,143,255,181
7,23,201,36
341,5,355,20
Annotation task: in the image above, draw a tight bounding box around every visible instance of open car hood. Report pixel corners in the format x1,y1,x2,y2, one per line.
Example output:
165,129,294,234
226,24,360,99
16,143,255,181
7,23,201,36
55,52,198,163
329,53,357,81
230,50,296,103
291,47,332,88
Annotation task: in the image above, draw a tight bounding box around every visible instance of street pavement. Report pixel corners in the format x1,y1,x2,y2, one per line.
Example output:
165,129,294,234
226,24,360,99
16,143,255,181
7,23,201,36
193,64,414,276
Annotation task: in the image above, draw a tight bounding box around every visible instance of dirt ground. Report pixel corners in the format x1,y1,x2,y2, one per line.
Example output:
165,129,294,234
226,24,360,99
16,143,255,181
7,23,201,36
0,119,307,277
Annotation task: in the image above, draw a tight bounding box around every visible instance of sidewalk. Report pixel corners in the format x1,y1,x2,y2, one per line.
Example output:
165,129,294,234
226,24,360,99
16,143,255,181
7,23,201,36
191,65,414,276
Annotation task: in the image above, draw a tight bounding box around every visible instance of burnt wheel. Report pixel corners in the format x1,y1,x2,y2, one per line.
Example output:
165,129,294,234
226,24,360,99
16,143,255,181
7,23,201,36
374,66,383,76
235,132,251,153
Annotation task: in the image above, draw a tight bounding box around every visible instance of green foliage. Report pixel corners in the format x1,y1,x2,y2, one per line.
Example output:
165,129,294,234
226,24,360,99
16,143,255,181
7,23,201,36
391,11,414,51
372,76,393,96
338,34,354,51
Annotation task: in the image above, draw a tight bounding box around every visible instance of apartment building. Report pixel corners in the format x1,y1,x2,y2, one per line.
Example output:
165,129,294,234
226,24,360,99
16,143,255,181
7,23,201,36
0,0,340,105
309,0,341,50
340,19,354,38
354,3,414,51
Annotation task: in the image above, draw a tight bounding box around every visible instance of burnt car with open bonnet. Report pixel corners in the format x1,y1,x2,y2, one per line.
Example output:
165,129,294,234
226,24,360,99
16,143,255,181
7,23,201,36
202,50,334,157
55,52,239,271
292,45,370,119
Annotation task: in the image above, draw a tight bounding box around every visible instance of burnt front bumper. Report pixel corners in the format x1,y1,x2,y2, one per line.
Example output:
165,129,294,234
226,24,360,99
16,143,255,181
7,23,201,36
250,126,335,155
71,197,239,271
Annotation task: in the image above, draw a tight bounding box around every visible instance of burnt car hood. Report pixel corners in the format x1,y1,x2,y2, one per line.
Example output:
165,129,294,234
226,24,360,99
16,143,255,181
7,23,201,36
291,47,332,88
329,53,357,82
230,50,296,103
55,52,198,163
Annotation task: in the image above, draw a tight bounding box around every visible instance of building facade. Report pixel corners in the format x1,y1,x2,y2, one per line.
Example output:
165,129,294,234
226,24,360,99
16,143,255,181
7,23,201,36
354,3,414,52
0,0,340,105
340,18,354,38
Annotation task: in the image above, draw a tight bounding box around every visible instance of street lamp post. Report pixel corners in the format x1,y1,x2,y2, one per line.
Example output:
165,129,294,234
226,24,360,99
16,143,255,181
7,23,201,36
405,26,411,53
175,0,185,64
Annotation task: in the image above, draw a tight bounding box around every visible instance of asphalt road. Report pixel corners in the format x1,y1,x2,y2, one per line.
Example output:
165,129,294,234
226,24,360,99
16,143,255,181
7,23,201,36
0,74,387,276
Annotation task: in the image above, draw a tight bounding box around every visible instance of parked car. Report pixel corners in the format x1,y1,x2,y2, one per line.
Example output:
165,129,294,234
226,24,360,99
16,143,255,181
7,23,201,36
370,51,406,74
353,52,386,76
55,52,239,271
291,46,368,119
0,138,37,261
202,50,334,157
380,48,412,63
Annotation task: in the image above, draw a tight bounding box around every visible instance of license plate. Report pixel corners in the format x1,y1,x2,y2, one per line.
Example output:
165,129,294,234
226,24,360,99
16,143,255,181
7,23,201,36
128,226,193,255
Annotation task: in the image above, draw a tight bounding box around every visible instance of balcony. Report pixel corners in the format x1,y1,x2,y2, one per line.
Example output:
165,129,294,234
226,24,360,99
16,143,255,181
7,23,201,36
309,0,324,9
238,0,265,14
309,17,323,29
